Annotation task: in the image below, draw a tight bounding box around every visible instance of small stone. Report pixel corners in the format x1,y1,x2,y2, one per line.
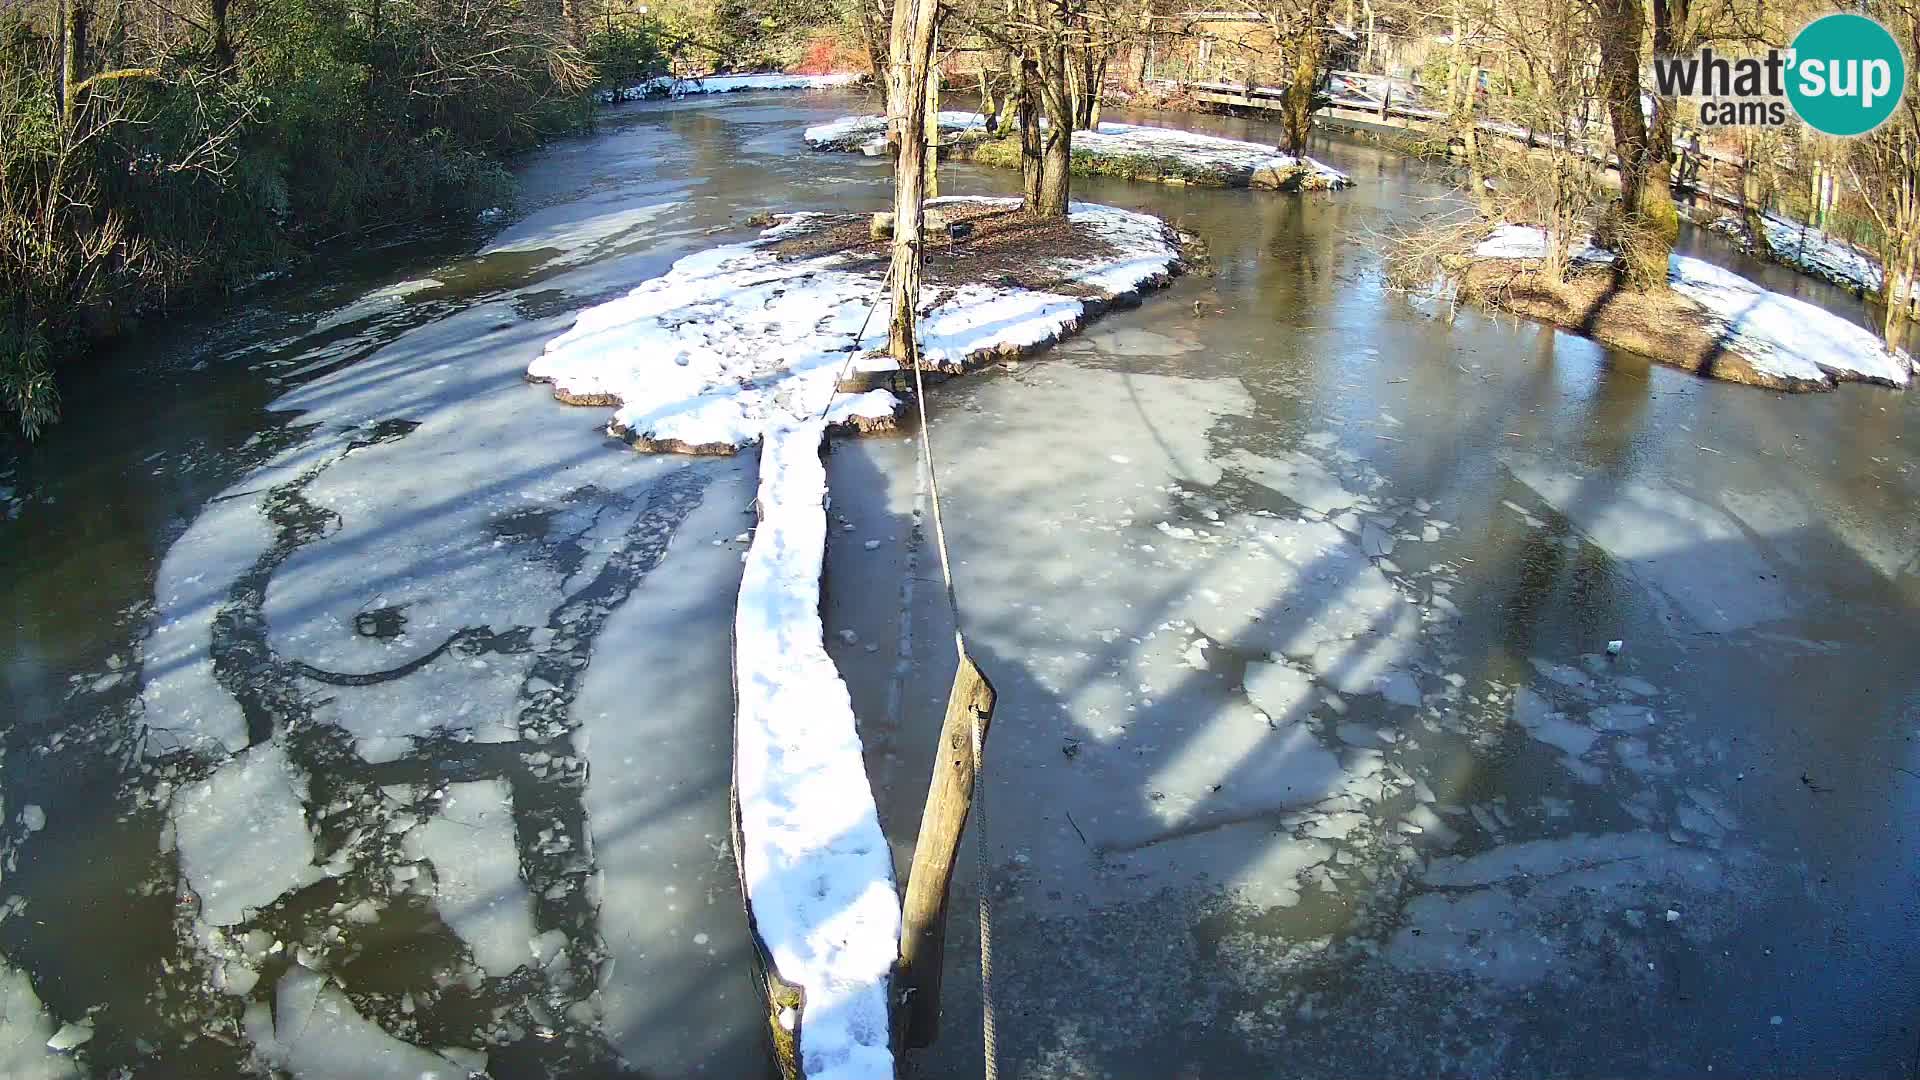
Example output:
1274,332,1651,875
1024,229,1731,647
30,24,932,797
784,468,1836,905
1665,909,1680,923
837,629,858,645
863,539,881,550
1770,1015,1783,1026
1607,639,1625,656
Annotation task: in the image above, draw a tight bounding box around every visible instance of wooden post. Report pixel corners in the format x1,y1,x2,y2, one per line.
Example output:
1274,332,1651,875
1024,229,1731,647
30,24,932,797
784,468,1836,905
897,653,995,1048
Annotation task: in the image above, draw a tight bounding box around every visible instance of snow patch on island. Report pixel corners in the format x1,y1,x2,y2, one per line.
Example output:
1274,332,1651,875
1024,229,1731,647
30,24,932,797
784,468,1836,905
1708,212,1884,294
1473,224,1912,389
529,196,1183,451
805,113,1351,188
600,72,862,103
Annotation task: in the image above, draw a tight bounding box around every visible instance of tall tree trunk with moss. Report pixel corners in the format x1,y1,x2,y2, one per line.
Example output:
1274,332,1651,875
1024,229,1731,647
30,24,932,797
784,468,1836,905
1595,0,1675,288
1280,0,1329,157
1033,39,1074,217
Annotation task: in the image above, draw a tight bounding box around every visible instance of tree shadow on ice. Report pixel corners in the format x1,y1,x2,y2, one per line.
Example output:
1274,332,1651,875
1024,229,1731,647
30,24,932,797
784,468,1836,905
825,330,1915,1079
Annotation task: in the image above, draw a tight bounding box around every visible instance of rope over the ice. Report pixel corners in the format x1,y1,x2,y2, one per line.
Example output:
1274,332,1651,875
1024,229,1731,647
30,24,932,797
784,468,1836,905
904,292,998,1080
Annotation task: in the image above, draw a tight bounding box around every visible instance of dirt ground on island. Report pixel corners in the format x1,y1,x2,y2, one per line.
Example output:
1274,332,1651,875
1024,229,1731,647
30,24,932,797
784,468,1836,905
767,202,1124,296
1459,260,1809,391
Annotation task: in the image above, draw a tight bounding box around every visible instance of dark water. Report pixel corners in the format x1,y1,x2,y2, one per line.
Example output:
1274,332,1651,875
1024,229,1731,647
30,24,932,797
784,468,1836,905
0,89,1915,1078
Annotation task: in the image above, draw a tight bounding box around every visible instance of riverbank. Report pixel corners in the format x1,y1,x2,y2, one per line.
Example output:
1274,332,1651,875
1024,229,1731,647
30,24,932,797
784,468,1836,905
1458,225,1911,392
804,113,1350,192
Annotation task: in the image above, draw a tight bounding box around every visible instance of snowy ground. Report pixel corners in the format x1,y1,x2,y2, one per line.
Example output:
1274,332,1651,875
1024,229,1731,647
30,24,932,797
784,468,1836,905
528,194,1188,1078
1708,212,1884,294
599,71,863,103
528,197,1185,451
1473,224,1912,390
803,112,1353,189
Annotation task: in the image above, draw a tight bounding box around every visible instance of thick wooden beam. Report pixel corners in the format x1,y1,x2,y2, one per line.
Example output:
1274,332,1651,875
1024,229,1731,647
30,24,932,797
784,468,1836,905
896,652,995,1048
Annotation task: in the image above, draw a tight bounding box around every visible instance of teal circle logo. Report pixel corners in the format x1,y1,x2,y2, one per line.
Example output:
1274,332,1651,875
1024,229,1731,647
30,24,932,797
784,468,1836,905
1787,13,1906,136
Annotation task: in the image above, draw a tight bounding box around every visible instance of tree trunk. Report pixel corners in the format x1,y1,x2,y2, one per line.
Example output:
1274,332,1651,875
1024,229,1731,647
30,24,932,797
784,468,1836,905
860,0,892,107
1596,0,1675,288
57,0,74,123
1280,4,1328,157
1031,36,1074,217
210,0,233,69
1648,0,1688,179
886,0,942,362
1016,56,1042,210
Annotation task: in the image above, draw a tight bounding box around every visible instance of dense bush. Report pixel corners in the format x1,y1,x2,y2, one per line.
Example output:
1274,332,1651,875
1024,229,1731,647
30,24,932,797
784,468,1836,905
0,0,653,438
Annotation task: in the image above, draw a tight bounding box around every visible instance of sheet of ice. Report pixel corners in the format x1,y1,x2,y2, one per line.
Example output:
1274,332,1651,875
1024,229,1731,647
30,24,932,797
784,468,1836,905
245,964,476,1079
1505,454,1788,633
804,113,1351,187
480,191,684,268
573,464,767,1073
306,650,529,764
403,780,536,978
313,277,445,334
1475,225,1911,388
830,363,1415,910
734,421,897,1080
172,743,321,925
529,197,1181,451
0,959,78,1080
141,487,273,758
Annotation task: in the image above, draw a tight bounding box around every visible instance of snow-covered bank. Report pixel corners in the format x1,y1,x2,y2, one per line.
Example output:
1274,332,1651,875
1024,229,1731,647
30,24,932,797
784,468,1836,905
1469,225,1912,391
528,196,1187,451
733,420,899,1080
598,72,863,103
530,196,1189,1078
1707,212,1884,295
803,112,1352,191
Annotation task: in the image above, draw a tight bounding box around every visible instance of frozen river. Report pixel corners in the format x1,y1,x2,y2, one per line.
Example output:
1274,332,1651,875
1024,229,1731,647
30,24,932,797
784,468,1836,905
2,89,1917,1078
